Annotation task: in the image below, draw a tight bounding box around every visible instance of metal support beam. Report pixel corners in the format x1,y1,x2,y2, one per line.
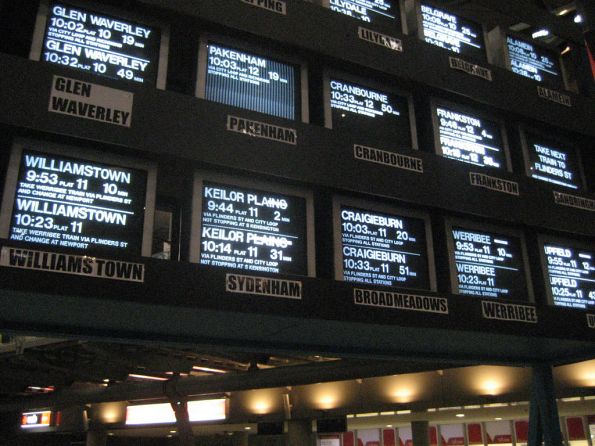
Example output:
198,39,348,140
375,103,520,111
167,375,195,446
528,364,563,446
170,400,195,446
0,359,460,413
412,420,430,446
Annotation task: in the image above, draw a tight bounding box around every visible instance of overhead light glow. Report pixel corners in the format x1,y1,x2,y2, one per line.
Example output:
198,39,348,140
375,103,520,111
532,29,550,39
356,412,378,418
557,8,571,16
574,15,583,23
125,399,226,425
456,413,465,418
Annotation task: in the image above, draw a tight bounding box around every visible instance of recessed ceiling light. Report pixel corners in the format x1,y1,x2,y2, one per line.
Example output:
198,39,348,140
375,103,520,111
456,413,465,418
574,15,583,24
532,29,550,39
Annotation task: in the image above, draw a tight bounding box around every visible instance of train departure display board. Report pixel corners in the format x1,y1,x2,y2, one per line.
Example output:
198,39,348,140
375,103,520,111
328,77,412,148
450,226,529,300
204,42,298,120
37,1,163,85
543,243,595,309
420,4,485,60
433,104,507,169
522,131,582,190
326,0,400,28
506,36,561,85
195,181,309,276
336,203,433,289
1,144,153,256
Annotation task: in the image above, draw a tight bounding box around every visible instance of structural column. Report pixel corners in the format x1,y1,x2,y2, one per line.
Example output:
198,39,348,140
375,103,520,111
86,428,107,446
287,419,314,446
411,421,430,446
528,364,563,446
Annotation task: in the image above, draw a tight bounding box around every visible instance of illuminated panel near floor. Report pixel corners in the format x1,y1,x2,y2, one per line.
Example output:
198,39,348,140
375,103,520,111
125,399,227,425
21,411,52,429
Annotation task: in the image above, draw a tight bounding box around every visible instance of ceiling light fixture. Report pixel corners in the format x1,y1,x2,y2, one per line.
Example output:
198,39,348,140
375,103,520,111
128,374,169,381
532,29,550,39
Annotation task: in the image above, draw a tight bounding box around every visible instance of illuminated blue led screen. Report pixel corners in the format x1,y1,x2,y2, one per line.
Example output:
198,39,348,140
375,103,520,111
544,244,595,309
329,0,400,29
435,105,506,169
507,36,561,85
199,182,308,275
525,132,582,189
329,78,412,148
41,2,161,84
339,206,431,289
421,4,485,60
451,227,528,300
205,43,297,120
9,148,148,255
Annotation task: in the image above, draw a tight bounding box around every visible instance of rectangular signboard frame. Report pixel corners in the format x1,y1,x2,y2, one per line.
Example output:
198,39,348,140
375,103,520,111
322,69,418,150
519,124,587,192
538,233,595,309
504,31,564,90
195,33,309,123
486,27,566,90
320,0,407,33
411,0,488,62
29,0,170,89
445,217,534,302
430,97,512,172
190,171,316,277
332,195,437,291
0,138,157,257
